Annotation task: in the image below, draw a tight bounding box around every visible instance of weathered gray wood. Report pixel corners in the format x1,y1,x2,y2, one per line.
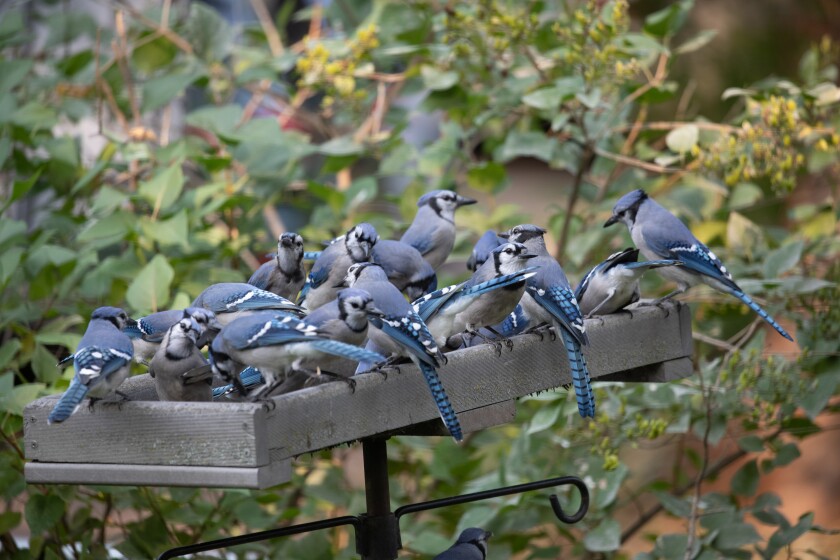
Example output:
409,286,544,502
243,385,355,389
24,460,291,489
25,397,267,467
262,302,693,459
24,302,693,487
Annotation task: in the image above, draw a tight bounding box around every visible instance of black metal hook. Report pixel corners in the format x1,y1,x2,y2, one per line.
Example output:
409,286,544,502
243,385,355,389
394,474,589,525
549,476,588,524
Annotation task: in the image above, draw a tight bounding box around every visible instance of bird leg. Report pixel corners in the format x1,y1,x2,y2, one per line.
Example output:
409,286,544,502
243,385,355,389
584,295,613,321
373,356,403,379
484,326,514,351
293,366,357,394
87,397,101,412
115,390,131,402
523,322,555,341
464,327,503,356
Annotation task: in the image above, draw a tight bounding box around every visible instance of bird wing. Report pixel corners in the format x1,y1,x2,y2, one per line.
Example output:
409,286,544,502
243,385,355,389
74,346,132,387
527,285,588,346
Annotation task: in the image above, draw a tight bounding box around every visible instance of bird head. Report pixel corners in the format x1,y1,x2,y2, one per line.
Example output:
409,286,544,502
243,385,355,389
455,528,493,556
345,223,379,261
184,307,221,347
418,189,477,221
604,188,648,228
277,232,305,265
492,242,537,275
342,262,386,288
499,224,547,244
91,306,130,331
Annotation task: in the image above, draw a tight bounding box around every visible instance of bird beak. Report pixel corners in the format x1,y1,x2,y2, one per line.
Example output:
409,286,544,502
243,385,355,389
333,279,349,289
367,307,386,319
456,195,477,207
519,254,538,260
604,215,618,228
497,231,510,239
280,237,292,247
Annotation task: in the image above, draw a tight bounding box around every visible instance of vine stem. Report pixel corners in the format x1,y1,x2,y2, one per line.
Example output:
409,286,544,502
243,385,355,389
555,144,595,262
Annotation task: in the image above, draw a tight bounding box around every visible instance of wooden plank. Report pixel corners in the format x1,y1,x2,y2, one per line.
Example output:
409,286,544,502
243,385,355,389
262,302,693,459
24,394,267,468
24,460,291,489
23,302,693,487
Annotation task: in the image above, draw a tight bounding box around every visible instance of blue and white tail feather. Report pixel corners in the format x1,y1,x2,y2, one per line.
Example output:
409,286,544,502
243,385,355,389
48,379,90,424
418,361,463,441
729,289,793,341
560,330,595,418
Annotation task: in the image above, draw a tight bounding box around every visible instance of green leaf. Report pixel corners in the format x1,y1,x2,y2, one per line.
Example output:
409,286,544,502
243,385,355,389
455,506,496,537
526,404,561,435
345,177,378,210
132,36,178,73
763,240,803,278
676,29,717,54
0,59,32,91
466,162,508,194
0,511,21,534
654,491,691,517
553,76,586,100
380,143,416,176
714,522,761,550
76,212,133,245
738,435,765,452
722,87,755,100
522,87,562,111
138,164,185,214
141,69,204,112
0,247,24,285
184,2,232,62
584,518,620,552
141,210,189,249
729,182,763,209
772,443,800,467
0,339,21,369
0,219,26,248
666,124,699,153
307,181,344,214
644,0,692,37
126,255,174,314
35,332,82,353
31,344,60,383
497,131,557,163
421,65,459,91
25,494,65,535
10,101,58,130
318,136,363,156
800,370,840,419
0,383,45,416
767,512,813,551
731,459,759,496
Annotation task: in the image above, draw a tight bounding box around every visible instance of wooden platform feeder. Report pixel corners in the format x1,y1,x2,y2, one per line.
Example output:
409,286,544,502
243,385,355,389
24,303,693,489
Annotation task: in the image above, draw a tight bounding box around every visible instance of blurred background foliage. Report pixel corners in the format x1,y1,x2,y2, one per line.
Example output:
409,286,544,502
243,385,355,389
0,0,839,558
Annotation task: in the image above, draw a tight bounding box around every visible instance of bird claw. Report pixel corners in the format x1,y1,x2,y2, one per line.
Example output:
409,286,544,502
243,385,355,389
503,338,514,351
493,342,502,357
87,397,100,412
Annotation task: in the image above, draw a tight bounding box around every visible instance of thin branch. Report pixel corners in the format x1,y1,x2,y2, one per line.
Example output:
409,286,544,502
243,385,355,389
684,372,712,559
594,147,681,174
111,0,194,54
250,0,284,56
555,145,594,261
692,331,736,351
620,426,784,544
611,121,738,135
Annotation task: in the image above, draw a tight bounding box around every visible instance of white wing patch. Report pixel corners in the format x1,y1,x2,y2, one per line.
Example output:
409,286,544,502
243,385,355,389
247,321,272,345
228,290,255,309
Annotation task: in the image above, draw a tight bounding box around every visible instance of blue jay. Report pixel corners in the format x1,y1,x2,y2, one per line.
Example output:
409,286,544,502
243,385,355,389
299,223,379,311
400,190,477,270
123,307,221,363
248,232,306,301
604,189,794,341
575,248,682,317
501,224,595,419
212,288,385,397
414,242,538,348
208,311,385,398
371,239,438,301
48,307,134,424
467,230,504,271
192,282,303,325
433,528,493,560
149,317,213,402
344,262,463,441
